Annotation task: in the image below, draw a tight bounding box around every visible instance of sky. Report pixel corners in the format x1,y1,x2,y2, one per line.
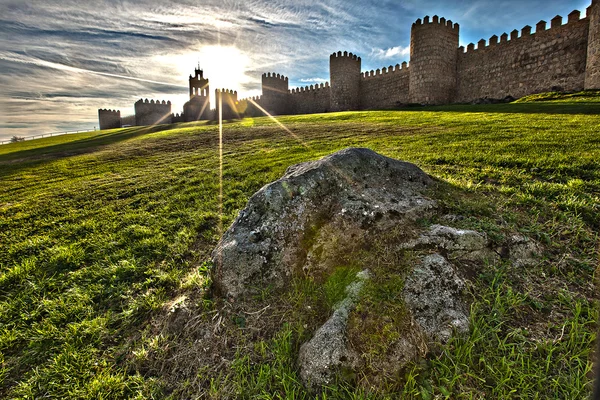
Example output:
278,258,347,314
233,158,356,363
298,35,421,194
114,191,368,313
0,0,593,140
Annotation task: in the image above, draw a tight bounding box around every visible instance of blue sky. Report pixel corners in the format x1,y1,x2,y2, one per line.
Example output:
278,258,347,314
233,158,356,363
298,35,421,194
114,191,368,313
0,0,592,140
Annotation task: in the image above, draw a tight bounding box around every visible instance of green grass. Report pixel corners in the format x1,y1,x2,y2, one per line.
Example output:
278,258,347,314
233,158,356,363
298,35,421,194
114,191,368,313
0,92,599,398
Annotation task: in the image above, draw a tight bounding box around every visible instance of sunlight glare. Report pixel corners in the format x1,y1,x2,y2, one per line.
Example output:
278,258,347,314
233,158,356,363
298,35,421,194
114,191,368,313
247,99,309,148
217,91,224,271
155,46,253,112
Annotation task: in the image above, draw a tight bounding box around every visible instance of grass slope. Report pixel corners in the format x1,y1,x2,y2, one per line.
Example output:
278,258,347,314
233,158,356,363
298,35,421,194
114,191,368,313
0,94,599,398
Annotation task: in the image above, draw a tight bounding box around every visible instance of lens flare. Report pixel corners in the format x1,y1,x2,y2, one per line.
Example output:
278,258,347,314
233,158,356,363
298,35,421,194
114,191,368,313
217,90,224,271
247,99,309,148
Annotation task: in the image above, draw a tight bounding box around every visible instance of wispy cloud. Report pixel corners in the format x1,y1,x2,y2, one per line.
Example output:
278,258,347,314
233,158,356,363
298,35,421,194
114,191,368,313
0,52,187,89
370,46,410,60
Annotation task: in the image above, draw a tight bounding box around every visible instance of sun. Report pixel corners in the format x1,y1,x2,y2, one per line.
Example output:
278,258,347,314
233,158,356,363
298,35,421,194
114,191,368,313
155,45,254,112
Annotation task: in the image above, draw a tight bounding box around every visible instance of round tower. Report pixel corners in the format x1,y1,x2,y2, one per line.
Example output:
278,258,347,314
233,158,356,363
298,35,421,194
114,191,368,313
409,16,459,104
261,73,289,115
585,0,600,89
330,51,361,112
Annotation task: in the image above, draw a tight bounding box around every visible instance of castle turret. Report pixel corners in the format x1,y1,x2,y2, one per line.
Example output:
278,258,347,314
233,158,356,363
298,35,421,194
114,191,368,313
586,0,600,89
409,16,459,104
98,109,121,130
330,51,361,112
261,73,289,115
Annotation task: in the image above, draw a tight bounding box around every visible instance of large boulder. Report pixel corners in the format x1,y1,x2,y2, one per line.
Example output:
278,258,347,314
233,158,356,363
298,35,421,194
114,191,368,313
212,147,435,299
208,148,541,392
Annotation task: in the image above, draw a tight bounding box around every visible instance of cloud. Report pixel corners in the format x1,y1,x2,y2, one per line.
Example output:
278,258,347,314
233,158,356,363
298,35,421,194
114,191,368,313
299,78,328,83
0,52,187,89
370,46,410,60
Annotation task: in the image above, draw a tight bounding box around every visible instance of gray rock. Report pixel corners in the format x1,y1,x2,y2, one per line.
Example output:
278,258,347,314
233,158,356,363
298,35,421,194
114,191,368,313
212,147,434,299
402,254,469,343
298,270,370,391
402,224,498,263
508,235,541,267
420,225,488,252
203,147,543,392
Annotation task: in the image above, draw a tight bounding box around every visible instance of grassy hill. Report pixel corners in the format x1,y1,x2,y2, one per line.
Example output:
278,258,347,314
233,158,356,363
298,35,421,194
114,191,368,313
1,94,599,398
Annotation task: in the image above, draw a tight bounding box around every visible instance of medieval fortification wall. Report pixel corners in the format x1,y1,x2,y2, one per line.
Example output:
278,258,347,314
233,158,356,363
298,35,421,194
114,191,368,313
360,62,410,109
100,1,600,127
245,0,599,117
134,99,172,126
456,12,589,102
98,109,121,130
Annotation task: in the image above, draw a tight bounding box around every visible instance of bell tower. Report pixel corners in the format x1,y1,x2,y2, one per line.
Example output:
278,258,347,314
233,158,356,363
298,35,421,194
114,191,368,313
184,63,211,121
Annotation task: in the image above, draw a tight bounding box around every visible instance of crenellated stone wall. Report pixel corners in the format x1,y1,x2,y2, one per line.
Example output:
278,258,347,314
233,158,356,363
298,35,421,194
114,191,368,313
215,89,239,120
456,13,589,102
134,99,172,126
261,73,290,115
360,63,410,109
98,109,121,130
289,83,331,115
100,1,600,128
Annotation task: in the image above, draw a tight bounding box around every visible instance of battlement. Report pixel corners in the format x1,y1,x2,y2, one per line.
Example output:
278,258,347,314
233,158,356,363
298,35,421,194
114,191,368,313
215,89,238,95
98,109,120,114
262,72,289,81
215,88,240,119
261,72,289,114
412,15,459,31
361,62,409,79
262,72,289,93
134,98,172,126
460,9,586,54
240,95,263,102
290,82,330,94
330,51,361,62
135,98,172,105
98,108,121,130
172,112,185,123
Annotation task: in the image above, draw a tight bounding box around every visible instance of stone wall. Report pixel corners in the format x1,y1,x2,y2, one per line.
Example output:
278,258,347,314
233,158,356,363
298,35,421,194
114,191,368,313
360,63,410,109
262,73,290,115
121,115,135,126
289,84,331,114
134,99,172,126
215,89,239,120
172,113,185,123
238,96,263,118
98,109,121,130
456,13,589,102
586,0,600,89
